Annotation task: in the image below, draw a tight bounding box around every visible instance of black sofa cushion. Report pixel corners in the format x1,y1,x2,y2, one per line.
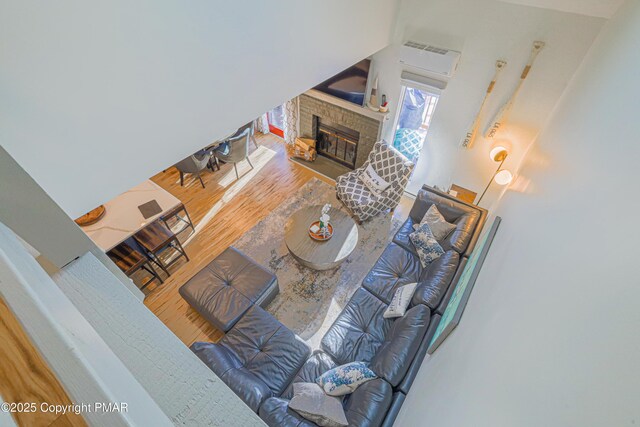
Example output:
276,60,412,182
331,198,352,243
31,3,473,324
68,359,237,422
191,305,310,412
393,186,485,257
411,250,459,309
320,288,431,387
321,288,391,366
259,379,392,427
362,243,424,305
370,304,430,386
363,243,459,312
179,246,278,332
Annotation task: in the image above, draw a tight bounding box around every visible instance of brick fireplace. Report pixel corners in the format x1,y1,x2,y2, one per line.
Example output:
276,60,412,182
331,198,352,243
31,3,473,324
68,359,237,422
298,92,385,170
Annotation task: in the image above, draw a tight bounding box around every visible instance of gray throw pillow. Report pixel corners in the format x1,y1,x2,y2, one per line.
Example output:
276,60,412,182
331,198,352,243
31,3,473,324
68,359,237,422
413,204,456,241
289,382,348,427
410,223,445,267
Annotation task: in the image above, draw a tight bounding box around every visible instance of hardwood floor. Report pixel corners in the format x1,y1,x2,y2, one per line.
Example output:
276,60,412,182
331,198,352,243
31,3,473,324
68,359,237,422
145,133,412,347
145,134,331,345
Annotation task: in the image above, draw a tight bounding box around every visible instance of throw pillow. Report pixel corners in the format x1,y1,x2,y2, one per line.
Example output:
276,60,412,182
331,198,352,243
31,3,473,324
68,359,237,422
359,163,390,194
383,283,418,318
289,382,348,427
410,223,445,267
316,361,377,396
413,204,456,241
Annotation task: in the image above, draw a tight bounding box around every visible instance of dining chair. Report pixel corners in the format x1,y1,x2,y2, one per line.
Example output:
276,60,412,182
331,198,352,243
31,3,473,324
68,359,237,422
213,128,253,180
174,153,213,188
107,240,164,290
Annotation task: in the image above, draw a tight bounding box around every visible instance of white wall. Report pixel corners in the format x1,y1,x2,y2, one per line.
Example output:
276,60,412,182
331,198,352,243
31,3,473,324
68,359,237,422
396,1,640,425
370,0,603,206
0,0,398,218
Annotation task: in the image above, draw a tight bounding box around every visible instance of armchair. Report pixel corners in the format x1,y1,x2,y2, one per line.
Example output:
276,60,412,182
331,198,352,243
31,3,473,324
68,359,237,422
336,141,414,222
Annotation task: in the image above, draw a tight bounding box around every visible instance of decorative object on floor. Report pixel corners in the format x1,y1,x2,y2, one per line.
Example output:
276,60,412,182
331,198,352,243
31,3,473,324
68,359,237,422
485,41,546,139
412,204,456,241
409,223,445,267
336,140,414,222
233,178,402,349
383,282,418,319
286,204,358,270
316,362,377,396
461,59,507,149
448,183,477,204
289,383,348,427
291,137,317,162
428,217,502,354
367,76,379,111
74,205,106,226
476,145,512,205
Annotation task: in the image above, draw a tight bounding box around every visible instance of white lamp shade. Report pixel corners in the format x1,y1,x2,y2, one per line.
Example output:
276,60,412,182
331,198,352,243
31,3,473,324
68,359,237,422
494,169,513,185
490,146,508,162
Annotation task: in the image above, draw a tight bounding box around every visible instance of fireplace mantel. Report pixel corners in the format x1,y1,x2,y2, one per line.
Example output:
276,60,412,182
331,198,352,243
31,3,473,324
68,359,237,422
304,89,390,123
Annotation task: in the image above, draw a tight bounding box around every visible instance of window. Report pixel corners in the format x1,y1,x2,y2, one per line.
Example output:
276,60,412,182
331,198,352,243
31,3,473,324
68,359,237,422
267,105,285,138
392,85,439,163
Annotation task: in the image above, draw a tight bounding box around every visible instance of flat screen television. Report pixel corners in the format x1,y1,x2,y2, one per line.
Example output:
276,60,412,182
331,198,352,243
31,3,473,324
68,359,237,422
313,59,371,106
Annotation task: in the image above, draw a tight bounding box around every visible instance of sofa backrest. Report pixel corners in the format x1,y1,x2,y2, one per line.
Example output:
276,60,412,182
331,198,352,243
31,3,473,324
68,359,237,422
409,186,487,257
412,250,460,310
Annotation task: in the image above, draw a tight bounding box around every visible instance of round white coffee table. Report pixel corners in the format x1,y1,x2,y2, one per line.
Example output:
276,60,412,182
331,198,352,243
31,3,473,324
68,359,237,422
284,205,359,270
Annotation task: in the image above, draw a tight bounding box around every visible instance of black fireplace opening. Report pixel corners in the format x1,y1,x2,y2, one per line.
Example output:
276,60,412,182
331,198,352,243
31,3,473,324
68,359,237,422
313,116,360,169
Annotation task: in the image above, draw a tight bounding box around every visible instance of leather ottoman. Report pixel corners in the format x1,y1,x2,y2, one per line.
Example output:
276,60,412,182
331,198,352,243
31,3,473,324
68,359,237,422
179,246,278,332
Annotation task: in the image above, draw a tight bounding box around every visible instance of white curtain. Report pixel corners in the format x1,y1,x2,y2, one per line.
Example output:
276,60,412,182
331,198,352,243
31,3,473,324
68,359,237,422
283,97,299,145
255,113,269,135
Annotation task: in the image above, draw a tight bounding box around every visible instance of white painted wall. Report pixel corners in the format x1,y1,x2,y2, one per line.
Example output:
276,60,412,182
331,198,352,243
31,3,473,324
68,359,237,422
0,0,398,218
370,0,604,207
395,1,640,425
0,222,173,426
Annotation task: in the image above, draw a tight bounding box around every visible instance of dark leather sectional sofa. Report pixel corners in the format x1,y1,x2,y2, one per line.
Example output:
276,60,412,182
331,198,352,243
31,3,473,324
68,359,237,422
191,186,487,426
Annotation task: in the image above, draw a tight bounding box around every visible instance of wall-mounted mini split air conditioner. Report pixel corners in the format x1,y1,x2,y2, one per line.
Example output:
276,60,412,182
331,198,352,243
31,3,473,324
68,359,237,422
399,41,461,78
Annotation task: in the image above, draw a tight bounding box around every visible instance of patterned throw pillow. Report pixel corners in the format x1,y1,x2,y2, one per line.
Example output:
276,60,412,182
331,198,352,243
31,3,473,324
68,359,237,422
316,362,377,396
413,204,456,241
289,383,348,427
383,282,418,318
410,223,445,267
358,163,390,194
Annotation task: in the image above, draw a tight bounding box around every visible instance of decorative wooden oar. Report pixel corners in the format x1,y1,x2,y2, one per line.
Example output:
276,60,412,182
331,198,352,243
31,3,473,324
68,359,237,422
484,41,545,139
461,59,507,149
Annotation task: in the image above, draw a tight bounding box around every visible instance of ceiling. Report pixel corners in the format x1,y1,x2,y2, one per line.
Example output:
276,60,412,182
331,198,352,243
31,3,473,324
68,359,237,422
499,0,624,18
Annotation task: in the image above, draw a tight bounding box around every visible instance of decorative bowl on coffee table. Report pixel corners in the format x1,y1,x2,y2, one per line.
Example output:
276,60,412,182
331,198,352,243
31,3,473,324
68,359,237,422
308,221,333,241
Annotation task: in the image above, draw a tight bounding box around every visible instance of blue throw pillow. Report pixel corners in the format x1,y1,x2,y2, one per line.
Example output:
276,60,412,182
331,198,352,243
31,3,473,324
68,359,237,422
316,362,377,396
409,222,445,267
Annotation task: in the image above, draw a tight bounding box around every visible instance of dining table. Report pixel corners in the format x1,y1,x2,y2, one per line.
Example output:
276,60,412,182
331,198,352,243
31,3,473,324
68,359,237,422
80,180,182,252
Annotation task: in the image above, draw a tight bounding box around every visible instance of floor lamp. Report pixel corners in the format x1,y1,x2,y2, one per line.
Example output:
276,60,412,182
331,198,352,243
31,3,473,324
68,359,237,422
477,146,513,205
